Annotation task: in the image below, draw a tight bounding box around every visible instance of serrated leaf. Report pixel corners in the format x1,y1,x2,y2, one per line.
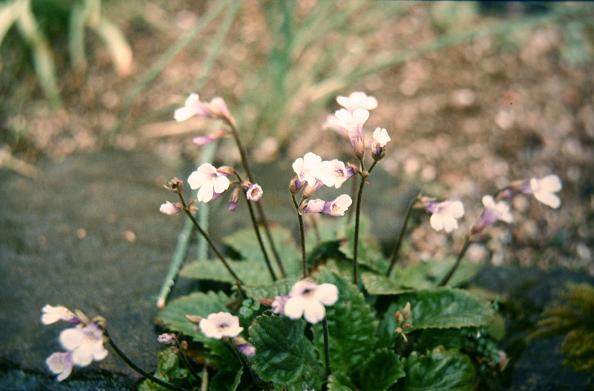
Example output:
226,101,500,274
328,373,354,391
392,258,480,288
156,291,230,341
243,279,296,301
139,347,194,391
249,315,323,389
224,226,301,278
362,272,412,295
355,349,405,391
404,348,475,391
393,288,494,330
180,259,273,285
313,270,379,373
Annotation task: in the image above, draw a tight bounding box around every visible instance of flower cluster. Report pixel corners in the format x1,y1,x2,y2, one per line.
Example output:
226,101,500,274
42,305,108,382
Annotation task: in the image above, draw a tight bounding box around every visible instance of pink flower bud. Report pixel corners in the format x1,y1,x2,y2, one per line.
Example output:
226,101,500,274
159,201,182,215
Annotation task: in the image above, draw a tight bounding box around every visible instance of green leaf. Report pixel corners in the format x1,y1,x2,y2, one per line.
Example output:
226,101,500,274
156,291,230,341
328,373,355,391
404,348,475,391
392,258,480,288
223,226,301,278
313,270,379,373
205,339,243,391
355,349,405,391
180,259,273,285
249,315,323,389
362,272,412,295
139,347,194,391
243,279,296,301
393,288,494,330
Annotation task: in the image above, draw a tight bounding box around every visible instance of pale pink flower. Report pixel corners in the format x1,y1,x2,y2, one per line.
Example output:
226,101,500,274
326,194,352,216
271,295,289,314
372,128,391,147
292,152,323,187
473,195,513,234
336,91,378,111
326,109,369,151
425,200,465,233
188,163,231,203
59,323,108,367
246,184,263,202
46,352,74,382
319,159,355,189
527,175,562,209
157,333,176,345
41,305,78,325
159,201,181,215
199,312,243,340
174,94,234,123
284,280,338,324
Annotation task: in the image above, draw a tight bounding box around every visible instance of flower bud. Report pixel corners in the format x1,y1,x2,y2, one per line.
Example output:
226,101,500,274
228,187,241,211
185,314,203,325
160,201,182,215
232,336,256,357
157,333,176,345
246,183,263,202
217,166,235,176
164,177,183,192
289,177,302,194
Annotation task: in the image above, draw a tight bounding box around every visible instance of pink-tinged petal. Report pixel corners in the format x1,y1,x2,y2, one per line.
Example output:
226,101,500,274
352,109,369,126
59,328,83,351
213,176,230,193
199,318,222,339
535,192,561,209
187,170,207,190
283,296,305,319
174,107,197,122
482,195,495,209
303,300,326,324
46,352,73,382
197,185,214,203
443,217,458,233
185,93,200,107
430,213,445,231
197,163,217,175
541,175,562,192
450,201,465,218
223,325,244,338
315,284,338,305
71,345,94,366
93,347,108,361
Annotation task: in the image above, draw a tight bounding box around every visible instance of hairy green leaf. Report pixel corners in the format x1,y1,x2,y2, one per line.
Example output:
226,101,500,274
313,270,379,373
328,373,355,391
393,288,494,330
362,272,411,295
355,349,405,391
156,291,230,341
243,279,296,301
249,315,323,389
404,348,475,391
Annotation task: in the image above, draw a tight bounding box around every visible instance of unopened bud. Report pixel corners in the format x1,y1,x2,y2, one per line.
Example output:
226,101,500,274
157,333,176,345
165,177,184,192
217,166,234,176
228,187,241,211
354,138,365,160
160,201,182,215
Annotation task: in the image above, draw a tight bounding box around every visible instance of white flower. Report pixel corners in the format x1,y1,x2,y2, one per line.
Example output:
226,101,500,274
428,201,465,233
188,163,231,203
336,91,378,111
159,201,181,215
529,175,562,209
59,323,108,366
41,305,77,325
174,93,209,122
319,160,355,189
284,279,338,324
246,183,263,202
292,152,323,186
46,352,74,382
482,195,513,224
326,109,369,142
372,128,391,148
326,194,352,216
199,312,243,340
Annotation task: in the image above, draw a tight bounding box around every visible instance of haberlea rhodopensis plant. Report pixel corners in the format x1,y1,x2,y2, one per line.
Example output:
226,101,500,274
41,91,564,390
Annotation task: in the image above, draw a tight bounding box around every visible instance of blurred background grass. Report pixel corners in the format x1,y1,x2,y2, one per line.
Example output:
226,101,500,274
1,0,593,272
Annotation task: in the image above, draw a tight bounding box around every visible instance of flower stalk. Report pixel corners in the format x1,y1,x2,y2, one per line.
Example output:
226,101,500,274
322,318,332,379
352,160,377,285
386,192,420,276
105,330,183,391
291,192,308,278
438,234,472,287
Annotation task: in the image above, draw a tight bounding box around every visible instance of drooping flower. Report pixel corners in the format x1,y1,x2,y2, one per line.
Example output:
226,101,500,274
302,195,353,217
336,91,378,112
472,195,513,234
292,152,323,187
424,200,465,233
246,183,263,202
325,109,369,156
159,201,182,216
526,175,562,209
283,279,338,324
59,322,108,367
199,312,243,340
319,160,356,189
302,198,326,214
46,352,74,382
174,93,234,124
41,305,79,325
187,163,231,203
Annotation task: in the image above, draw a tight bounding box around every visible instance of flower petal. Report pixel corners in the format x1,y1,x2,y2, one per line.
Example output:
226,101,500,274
315,283,338,305
535,192,561,209
213,176,230,193
303,300,326,324
541,175,562,192
59,328,84,351
283,296,305,319
197,185,214,203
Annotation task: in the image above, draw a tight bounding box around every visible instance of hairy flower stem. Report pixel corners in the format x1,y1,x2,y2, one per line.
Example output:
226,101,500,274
105,331,184,391
352,160,377,285
177,191,246,294
226,120,286,277
438,235,472,287
322,318,332,379
291,193,308,278
386,193,420,276
175,341,201,385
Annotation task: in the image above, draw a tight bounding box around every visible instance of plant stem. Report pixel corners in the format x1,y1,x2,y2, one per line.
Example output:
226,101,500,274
176,191,245,293
322,318,332,379
352,160,378,285
238,178,277,281
226,119,286,277
347,175,358,224
291,193,307,278
386,192,420,277
175,341,201,385
105,331,183,391
200,367,208,391
438,235,472,287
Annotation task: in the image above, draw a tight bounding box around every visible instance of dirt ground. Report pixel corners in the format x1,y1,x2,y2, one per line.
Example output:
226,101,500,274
2,1,593,274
